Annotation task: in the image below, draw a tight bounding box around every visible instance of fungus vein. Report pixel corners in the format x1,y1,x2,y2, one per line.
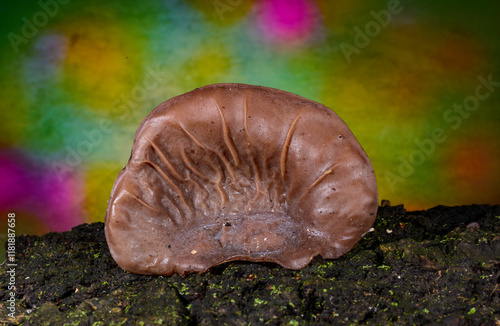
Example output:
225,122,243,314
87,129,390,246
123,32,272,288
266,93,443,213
213,98,240,166
179,122,237,181
300,165,336,201
243,92,264,203
280,114,301,181
138,160,191,220
121,189,163,215
147,138,184,181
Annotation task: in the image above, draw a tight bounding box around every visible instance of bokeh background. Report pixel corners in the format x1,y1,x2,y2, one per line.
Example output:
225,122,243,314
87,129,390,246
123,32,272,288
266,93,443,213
1,0,499,251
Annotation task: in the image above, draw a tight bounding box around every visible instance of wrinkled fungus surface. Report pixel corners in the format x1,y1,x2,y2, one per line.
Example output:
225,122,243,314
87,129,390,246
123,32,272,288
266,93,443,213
105,83,378,276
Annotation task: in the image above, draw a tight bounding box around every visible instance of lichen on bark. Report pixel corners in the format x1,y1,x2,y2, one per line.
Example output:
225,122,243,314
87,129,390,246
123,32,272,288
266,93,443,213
0,204,499,325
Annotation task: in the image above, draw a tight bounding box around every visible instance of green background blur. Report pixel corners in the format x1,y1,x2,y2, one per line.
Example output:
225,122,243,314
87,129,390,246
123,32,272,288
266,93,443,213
1,0,499,248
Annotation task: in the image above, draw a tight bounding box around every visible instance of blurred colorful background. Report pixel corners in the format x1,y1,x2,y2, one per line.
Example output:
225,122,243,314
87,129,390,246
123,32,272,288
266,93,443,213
1,0,499,251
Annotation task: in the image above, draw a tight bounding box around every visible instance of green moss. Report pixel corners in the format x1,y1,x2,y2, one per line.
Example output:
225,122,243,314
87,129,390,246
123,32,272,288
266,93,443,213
270,285,282,296
1,206,498,325
174,282,190,295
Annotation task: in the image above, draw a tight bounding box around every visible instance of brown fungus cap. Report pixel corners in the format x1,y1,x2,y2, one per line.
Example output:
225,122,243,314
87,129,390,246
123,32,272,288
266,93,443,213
105,83,378,276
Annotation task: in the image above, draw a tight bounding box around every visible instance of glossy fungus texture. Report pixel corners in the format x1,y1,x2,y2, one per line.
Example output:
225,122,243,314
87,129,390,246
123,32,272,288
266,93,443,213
105,83,378,276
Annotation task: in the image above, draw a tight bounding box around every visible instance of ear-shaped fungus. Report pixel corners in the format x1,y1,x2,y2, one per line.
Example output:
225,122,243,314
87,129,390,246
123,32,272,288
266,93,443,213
105,83,378,276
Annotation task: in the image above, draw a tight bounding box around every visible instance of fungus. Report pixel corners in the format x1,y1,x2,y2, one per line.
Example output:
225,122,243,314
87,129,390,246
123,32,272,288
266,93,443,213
105,83,378,276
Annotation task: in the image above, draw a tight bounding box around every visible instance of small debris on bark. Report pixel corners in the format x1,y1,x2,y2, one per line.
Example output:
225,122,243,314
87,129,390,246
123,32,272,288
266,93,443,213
1,204,499,325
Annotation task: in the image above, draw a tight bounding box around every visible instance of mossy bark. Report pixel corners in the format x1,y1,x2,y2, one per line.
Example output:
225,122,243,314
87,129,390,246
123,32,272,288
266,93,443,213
1,204,499,325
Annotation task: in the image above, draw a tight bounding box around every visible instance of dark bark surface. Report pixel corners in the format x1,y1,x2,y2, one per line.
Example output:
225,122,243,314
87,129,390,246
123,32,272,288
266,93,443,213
1,204,499,325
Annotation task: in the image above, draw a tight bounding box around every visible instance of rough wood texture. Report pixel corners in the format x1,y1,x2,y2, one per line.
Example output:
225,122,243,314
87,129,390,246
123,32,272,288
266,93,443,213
1,204,499,325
